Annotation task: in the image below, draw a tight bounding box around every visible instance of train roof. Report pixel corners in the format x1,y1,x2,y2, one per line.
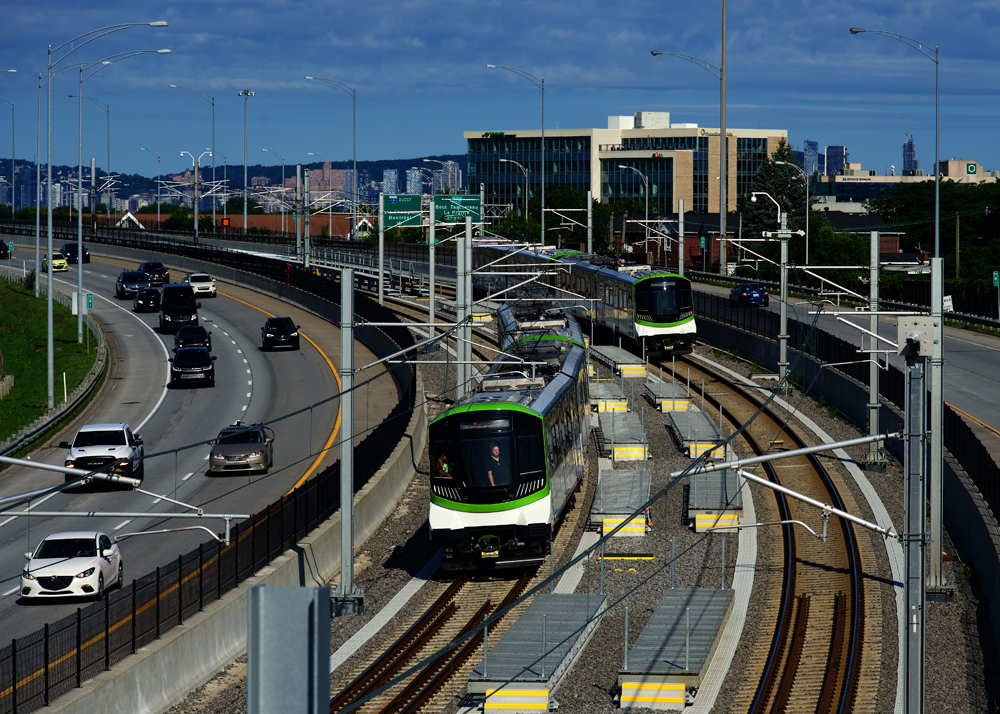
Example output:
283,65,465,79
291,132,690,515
474,242,688,285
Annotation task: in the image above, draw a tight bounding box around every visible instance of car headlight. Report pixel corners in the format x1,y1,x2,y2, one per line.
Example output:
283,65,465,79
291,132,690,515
65,461,75,468
22,570,35,581
76,567,96,579
211,453,224,460
290,332,298,337
164,314,172,321
248,450,264,459
265,332,274,338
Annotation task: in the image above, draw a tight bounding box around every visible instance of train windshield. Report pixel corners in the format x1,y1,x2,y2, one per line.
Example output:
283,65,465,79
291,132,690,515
634,278,693,322
431,421,546,500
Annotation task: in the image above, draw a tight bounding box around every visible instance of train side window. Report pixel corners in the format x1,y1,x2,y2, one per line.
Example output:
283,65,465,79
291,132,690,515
516,433,545,478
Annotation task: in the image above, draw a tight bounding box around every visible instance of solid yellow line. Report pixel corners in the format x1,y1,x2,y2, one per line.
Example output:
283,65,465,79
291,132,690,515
947,401,1000,438
217,293,342,495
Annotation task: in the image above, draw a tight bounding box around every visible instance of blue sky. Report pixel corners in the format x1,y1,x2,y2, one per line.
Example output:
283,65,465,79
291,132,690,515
2,0,998,180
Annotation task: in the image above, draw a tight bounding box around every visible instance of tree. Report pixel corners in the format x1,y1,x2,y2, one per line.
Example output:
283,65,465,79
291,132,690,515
225,196,265,215
136,202,179,215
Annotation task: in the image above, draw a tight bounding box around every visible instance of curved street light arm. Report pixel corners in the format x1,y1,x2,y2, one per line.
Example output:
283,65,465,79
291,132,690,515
169,84,213,103
849,28,937,63
304,76,355,98
485,64,543,90
49,22,167,69
650,51,721,79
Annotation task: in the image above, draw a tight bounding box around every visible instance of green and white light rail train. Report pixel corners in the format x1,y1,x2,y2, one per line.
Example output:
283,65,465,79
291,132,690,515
472,243,696,356
428,303,589,570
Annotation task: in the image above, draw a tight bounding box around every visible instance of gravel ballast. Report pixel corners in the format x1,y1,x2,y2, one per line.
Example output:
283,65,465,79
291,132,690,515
166,344,1000,714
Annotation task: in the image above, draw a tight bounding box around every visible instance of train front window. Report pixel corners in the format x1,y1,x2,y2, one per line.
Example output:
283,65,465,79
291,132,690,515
635,279,693,322
431,436,514,488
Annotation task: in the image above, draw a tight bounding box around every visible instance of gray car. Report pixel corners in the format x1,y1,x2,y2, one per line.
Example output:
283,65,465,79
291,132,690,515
208,423,274,474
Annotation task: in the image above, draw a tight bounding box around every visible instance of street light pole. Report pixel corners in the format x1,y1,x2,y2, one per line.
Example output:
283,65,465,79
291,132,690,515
651,48,725,273
170,85,215,231
304,77,356,240
775,160,809,264
140,147,160,227
751,191,788,385
486,65,544,245
181,150,211,243
499,158,528,220
262,148,286,235
239,89,254,235
618,164,649,253
307,152,333,238
0,98,13,217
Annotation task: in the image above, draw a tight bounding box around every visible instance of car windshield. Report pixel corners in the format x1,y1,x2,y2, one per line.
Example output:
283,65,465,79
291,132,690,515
122,272,146,281
35,538,97,559
73,430,126,447
178,327,204,337
188,275,210,283
217,429,262,445
267,318,295,330
52,253,65,260
143,263,165,271
138,289,158,298
175,349,209,364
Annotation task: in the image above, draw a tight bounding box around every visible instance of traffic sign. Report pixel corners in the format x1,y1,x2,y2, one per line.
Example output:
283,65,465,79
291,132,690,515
383,194,422,229
993,270,998,287
433,195,480,225
6,241,11,256
86,293,93,310
699,236,706,249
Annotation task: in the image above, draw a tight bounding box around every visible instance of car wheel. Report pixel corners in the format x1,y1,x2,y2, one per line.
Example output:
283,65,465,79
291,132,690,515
294,340,300,350
136,461,145,481
116,562,124,589
97,573,104,600
208,378,215,388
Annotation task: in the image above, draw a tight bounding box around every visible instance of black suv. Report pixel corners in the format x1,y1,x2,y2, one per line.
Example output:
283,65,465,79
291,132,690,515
133,287,161,313
59,242,90,264
138,261,169,286
159,283,200,333
116,271,151,299
169,346,216,387
174,325,212,351
261,316,300,350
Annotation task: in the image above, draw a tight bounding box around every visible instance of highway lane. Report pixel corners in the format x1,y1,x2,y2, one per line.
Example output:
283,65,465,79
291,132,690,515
0,249,388,642
698,281,1000,429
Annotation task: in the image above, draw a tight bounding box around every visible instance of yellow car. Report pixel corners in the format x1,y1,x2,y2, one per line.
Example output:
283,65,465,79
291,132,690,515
42,252,69,272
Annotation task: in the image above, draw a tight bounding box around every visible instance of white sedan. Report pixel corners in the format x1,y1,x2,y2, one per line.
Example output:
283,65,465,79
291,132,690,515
21,531,123,601
185,272,217,297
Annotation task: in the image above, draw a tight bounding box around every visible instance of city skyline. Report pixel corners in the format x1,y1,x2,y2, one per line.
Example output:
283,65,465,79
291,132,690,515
1,1,998,179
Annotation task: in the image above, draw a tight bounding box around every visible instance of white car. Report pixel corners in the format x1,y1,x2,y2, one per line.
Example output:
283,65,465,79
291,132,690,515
21,531,123,600
185,272,217,297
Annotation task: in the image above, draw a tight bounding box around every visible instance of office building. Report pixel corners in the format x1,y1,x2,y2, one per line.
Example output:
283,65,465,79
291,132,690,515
466,111,786,216
382,169,398,195
903,137,920,176
406,169,424,195
825,146,849,176
803,140,819,176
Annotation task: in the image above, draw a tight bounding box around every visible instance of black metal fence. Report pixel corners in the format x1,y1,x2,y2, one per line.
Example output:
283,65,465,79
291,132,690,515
697,292,1000,527
0,221,418,713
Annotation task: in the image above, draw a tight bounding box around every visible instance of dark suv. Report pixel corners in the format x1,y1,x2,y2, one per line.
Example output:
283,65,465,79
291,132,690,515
261,317,300,350
159,283,200,333
59,242,90,264
169,346,216,387
174,325,212,351
138,261,169,286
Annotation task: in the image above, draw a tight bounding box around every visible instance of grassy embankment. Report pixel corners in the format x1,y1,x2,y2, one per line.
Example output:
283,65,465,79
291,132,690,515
0,279,101,448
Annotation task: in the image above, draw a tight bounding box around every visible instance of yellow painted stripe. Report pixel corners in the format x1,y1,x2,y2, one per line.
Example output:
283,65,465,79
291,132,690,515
486,690,550,696
694,515,740,523
221,292,343,495
623,682,685,691
621,695,685,703
484,704,549,710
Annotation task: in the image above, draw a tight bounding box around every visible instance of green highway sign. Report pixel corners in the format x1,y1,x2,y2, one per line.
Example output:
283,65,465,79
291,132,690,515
383,194,422,229
6,241,12,256
434,195,481,225
994,270,998,287
86,293,93,310
699,236,706,249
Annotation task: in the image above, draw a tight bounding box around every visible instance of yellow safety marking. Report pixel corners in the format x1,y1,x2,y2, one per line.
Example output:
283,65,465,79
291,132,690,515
621,695,686,704
948,401,1000,437
484,688,550,710
221,293,342,494
694,514,740,526
597,401,628,412
658,399,690,411
688,443,722,458
613,446,648,460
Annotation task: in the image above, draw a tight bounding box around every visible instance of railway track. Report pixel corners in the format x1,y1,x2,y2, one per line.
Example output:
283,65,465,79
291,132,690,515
662,356,884,714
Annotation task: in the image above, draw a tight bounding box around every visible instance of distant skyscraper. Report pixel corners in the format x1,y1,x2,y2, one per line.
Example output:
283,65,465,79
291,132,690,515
406,169,423,195
382,168,399,194
803,140,819,176
903,136,920,175
825,146,848,176
432,161,462,193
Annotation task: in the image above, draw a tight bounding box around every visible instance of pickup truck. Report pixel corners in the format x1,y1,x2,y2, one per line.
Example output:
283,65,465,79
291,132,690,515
60,423,144,484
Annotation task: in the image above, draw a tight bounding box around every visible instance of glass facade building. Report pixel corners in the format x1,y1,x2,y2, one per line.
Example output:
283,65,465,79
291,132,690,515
465,115,786,222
